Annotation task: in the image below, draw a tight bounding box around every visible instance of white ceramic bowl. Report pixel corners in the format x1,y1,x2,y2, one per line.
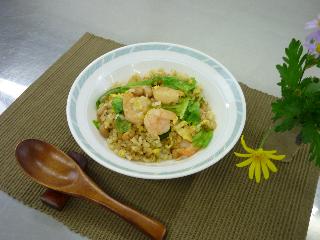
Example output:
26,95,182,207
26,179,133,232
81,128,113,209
66,42,246,179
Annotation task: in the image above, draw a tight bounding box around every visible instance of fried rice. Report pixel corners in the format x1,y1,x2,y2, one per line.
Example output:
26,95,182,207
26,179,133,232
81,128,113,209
94,69,216,162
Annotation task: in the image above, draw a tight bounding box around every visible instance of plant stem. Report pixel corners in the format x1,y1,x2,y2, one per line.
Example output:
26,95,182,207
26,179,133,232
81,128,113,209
259,126,274,149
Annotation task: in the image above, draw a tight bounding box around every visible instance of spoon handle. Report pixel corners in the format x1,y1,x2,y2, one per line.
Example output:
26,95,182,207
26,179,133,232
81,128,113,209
84,185,166,240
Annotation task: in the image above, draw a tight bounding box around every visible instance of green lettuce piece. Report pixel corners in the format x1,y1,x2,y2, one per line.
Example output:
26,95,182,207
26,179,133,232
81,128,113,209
162,76,196,93
92,120,100,129
126,78,158,87
96,77,161,109
184,101,201,125
97,86,130,109
96,99,101,109
115,115,131,133
192,129,213,148
163,98,189,119
112,96,123,114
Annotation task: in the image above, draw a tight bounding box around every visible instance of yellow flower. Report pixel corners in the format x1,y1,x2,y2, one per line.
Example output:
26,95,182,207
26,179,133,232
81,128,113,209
316,43,320,54
234,135,285,183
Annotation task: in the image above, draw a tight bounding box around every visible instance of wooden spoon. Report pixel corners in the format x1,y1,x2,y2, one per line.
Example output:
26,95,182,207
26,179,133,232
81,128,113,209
15,139,166,240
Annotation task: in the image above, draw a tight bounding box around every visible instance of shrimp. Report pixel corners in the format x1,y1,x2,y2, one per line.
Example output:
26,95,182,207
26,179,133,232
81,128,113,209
123,93,151,125
152,86,183,104
131,87,144,96
99,125,109,138
172,140,199,158
144,108,178,136
143,86,153,97
131,86,153,97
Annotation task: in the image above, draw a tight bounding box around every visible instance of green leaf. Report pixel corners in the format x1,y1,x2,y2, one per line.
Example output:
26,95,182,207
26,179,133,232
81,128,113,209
98,86,130,105
301,123,320,166
162,98,190,119
184,101,201,125
126,78,158,87
97,77,161,107
272,98,301,132
162,76,196,93
271,98,301,120
304,78,320,94
276,39,306,96
92,120,100,129
192,129,213,148
305,54,319,69
115,115,131,133
112,96,123,114
96,99,101,109
272,38,320,165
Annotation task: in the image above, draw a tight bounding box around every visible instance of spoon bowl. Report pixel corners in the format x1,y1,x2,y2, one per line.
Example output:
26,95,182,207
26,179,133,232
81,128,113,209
15,139,166,240
16,139,79,189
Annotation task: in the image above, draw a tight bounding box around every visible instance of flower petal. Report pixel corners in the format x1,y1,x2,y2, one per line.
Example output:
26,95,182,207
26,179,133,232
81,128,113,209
262,150,277,154
240,135,255,153
255,160,261,183
267,154,286,160
249,161,255,180
234,152,253,158
236,158,253,167
261,159,269,180
306,30,320,42
266,159,278,173
305,20,318,29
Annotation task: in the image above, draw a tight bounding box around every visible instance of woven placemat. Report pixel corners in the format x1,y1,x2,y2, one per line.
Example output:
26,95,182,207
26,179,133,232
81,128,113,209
0,33,319,240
